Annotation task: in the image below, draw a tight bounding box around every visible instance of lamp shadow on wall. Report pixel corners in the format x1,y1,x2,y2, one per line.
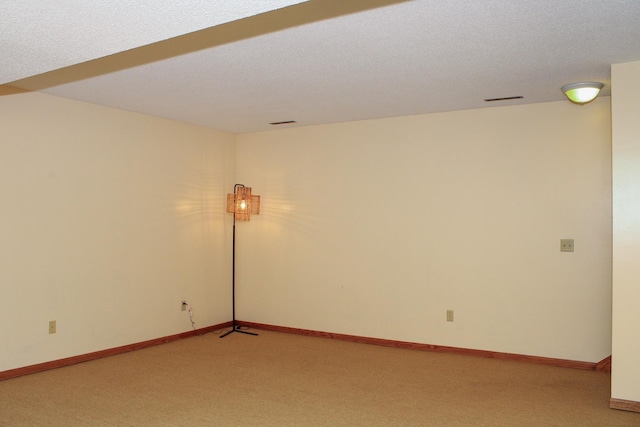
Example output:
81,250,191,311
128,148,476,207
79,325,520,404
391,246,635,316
257,176,332,241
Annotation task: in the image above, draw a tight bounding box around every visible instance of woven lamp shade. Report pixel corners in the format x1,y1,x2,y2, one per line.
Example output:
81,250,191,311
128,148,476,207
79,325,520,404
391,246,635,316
227,186,260,221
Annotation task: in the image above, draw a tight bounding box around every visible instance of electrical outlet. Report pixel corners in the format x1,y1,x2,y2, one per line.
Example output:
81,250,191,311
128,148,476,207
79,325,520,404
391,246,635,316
49,320,56,334
446,310,454,322
181,300,187,311
560,239,574,252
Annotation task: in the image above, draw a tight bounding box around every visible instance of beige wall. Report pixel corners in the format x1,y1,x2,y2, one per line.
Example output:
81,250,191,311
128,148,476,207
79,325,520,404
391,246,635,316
236,98,612,362
612,60,640,402
0,92,234,372
1,90,615,373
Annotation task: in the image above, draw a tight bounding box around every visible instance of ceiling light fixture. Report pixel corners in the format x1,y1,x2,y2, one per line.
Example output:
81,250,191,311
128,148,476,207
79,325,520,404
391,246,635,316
561,82,604,105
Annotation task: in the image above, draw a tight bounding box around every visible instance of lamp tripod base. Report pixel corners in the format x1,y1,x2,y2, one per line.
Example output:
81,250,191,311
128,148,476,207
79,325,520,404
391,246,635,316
220,323,258,338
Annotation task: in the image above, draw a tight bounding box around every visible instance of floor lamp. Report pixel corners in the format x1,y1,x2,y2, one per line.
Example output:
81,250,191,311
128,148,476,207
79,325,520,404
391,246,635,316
220,184,260,338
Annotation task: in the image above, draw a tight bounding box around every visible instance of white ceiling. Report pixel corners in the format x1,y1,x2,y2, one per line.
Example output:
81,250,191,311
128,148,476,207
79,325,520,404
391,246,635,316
0,0,309,83
4,0,640,134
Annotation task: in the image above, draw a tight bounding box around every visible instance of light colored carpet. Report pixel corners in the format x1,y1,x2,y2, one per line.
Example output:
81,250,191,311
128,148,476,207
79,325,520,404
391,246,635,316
1,329,638,426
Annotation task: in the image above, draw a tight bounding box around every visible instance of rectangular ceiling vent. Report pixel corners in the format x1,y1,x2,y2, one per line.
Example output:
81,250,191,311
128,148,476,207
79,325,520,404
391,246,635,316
269,120,297,125
484,96,524,102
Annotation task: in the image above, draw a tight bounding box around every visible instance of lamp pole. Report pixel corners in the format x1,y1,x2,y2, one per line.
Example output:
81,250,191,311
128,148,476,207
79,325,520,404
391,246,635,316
220,184,258,338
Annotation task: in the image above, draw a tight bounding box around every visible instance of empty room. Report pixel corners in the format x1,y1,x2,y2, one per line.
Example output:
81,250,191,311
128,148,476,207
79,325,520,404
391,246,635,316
2,1,640,425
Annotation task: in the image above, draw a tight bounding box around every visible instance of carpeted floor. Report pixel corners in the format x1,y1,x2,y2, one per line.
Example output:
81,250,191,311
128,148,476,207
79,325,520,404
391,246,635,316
1,329,638,426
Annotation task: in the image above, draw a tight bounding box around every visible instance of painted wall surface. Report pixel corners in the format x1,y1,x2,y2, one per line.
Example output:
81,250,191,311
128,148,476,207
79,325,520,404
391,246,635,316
612,60,640,402
236,99,612,362
0,92,234,372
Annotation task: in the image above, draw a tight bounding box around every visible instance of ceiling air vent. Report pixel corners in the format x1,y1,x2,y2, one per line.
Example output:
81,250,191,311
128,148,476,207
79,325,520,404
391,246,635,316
484,96,524,102
269,120,297,125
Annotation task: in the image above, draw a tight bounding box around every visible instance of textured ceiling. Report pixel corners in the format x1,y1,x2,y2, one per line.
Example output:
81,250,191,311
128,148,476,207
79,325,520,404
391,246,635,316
0,0,308,83
4,0,640,134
